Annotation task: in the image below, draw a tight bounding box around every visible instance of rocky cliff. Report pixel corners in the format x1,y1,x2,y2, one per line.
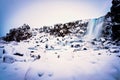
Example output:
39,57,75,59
111,0,120,40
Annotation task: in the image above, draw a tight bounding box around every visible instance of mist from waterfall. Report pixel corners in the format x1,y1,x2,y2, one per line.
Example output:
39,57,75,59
85,17,104,40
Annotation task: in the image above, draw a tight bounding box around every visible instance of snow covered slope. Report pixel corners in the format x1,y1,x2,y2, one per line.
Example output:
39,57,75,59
0,30,120,80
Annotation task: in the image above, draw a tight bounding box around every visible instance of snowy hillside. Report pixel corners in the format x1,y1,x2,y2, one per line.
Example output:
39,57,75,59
0,18,120,80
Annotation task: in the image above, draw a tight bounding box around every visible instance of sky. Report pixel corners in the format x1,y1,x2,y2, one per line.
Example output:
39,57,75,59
0,0,112,37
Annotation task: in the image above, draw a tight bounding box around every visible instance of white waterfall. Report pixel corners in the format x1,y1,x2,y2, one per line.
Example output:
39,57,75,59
86,19,96,37
85,17,104,40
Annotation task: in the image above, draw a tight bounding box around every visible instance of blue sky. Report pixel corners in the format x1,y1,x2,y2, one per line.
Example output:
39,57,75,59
0,0,112,37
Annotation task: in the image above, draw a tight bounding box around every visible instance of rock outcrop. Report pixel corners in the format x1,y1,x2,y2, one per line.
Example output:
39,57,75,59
3,24,32,42
49,20,88,37
111,0,120,40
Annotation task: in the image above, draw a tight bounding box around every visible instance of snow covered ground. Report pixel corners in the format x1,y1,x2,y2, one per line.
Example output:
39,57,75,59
0,32,120,80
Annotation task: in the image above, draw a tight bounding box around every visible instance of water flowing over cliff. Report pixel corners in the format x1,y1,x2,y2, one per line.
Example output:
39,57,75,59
86,17,105,40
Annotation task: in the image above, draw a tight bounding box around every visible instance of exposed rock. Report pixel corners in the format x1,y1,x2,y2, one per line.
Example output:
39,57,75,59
91,41,96,45
49,20,88,37
3,24,32,42
57,55,60,58
83,47,87,50
71,43,80,48
102,13,112,39
104,46,109,49
117,55,120,58
30,54,41,60
116,41,120,46
31,51,34,53
110,0,120,40
2,49,5,54
81,46,88,50
98,53,101,55
14,53,24,56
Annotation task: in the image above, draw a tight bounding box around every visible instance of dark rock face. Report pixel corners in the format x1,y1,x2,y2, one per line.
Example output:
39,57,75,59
49,21,88,37
111,0,120,40
102,13,112,39
34,20,88,37
3,24,32,42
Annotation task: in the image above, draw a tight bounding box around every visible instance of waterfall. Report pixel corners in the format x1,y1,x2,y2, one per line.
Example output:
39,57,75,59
86,19,96,37
85,16,104,40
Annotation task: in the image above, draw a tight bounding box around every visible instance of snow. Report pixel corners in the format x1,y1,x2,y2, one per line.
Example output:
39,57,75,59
0,31,120,80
